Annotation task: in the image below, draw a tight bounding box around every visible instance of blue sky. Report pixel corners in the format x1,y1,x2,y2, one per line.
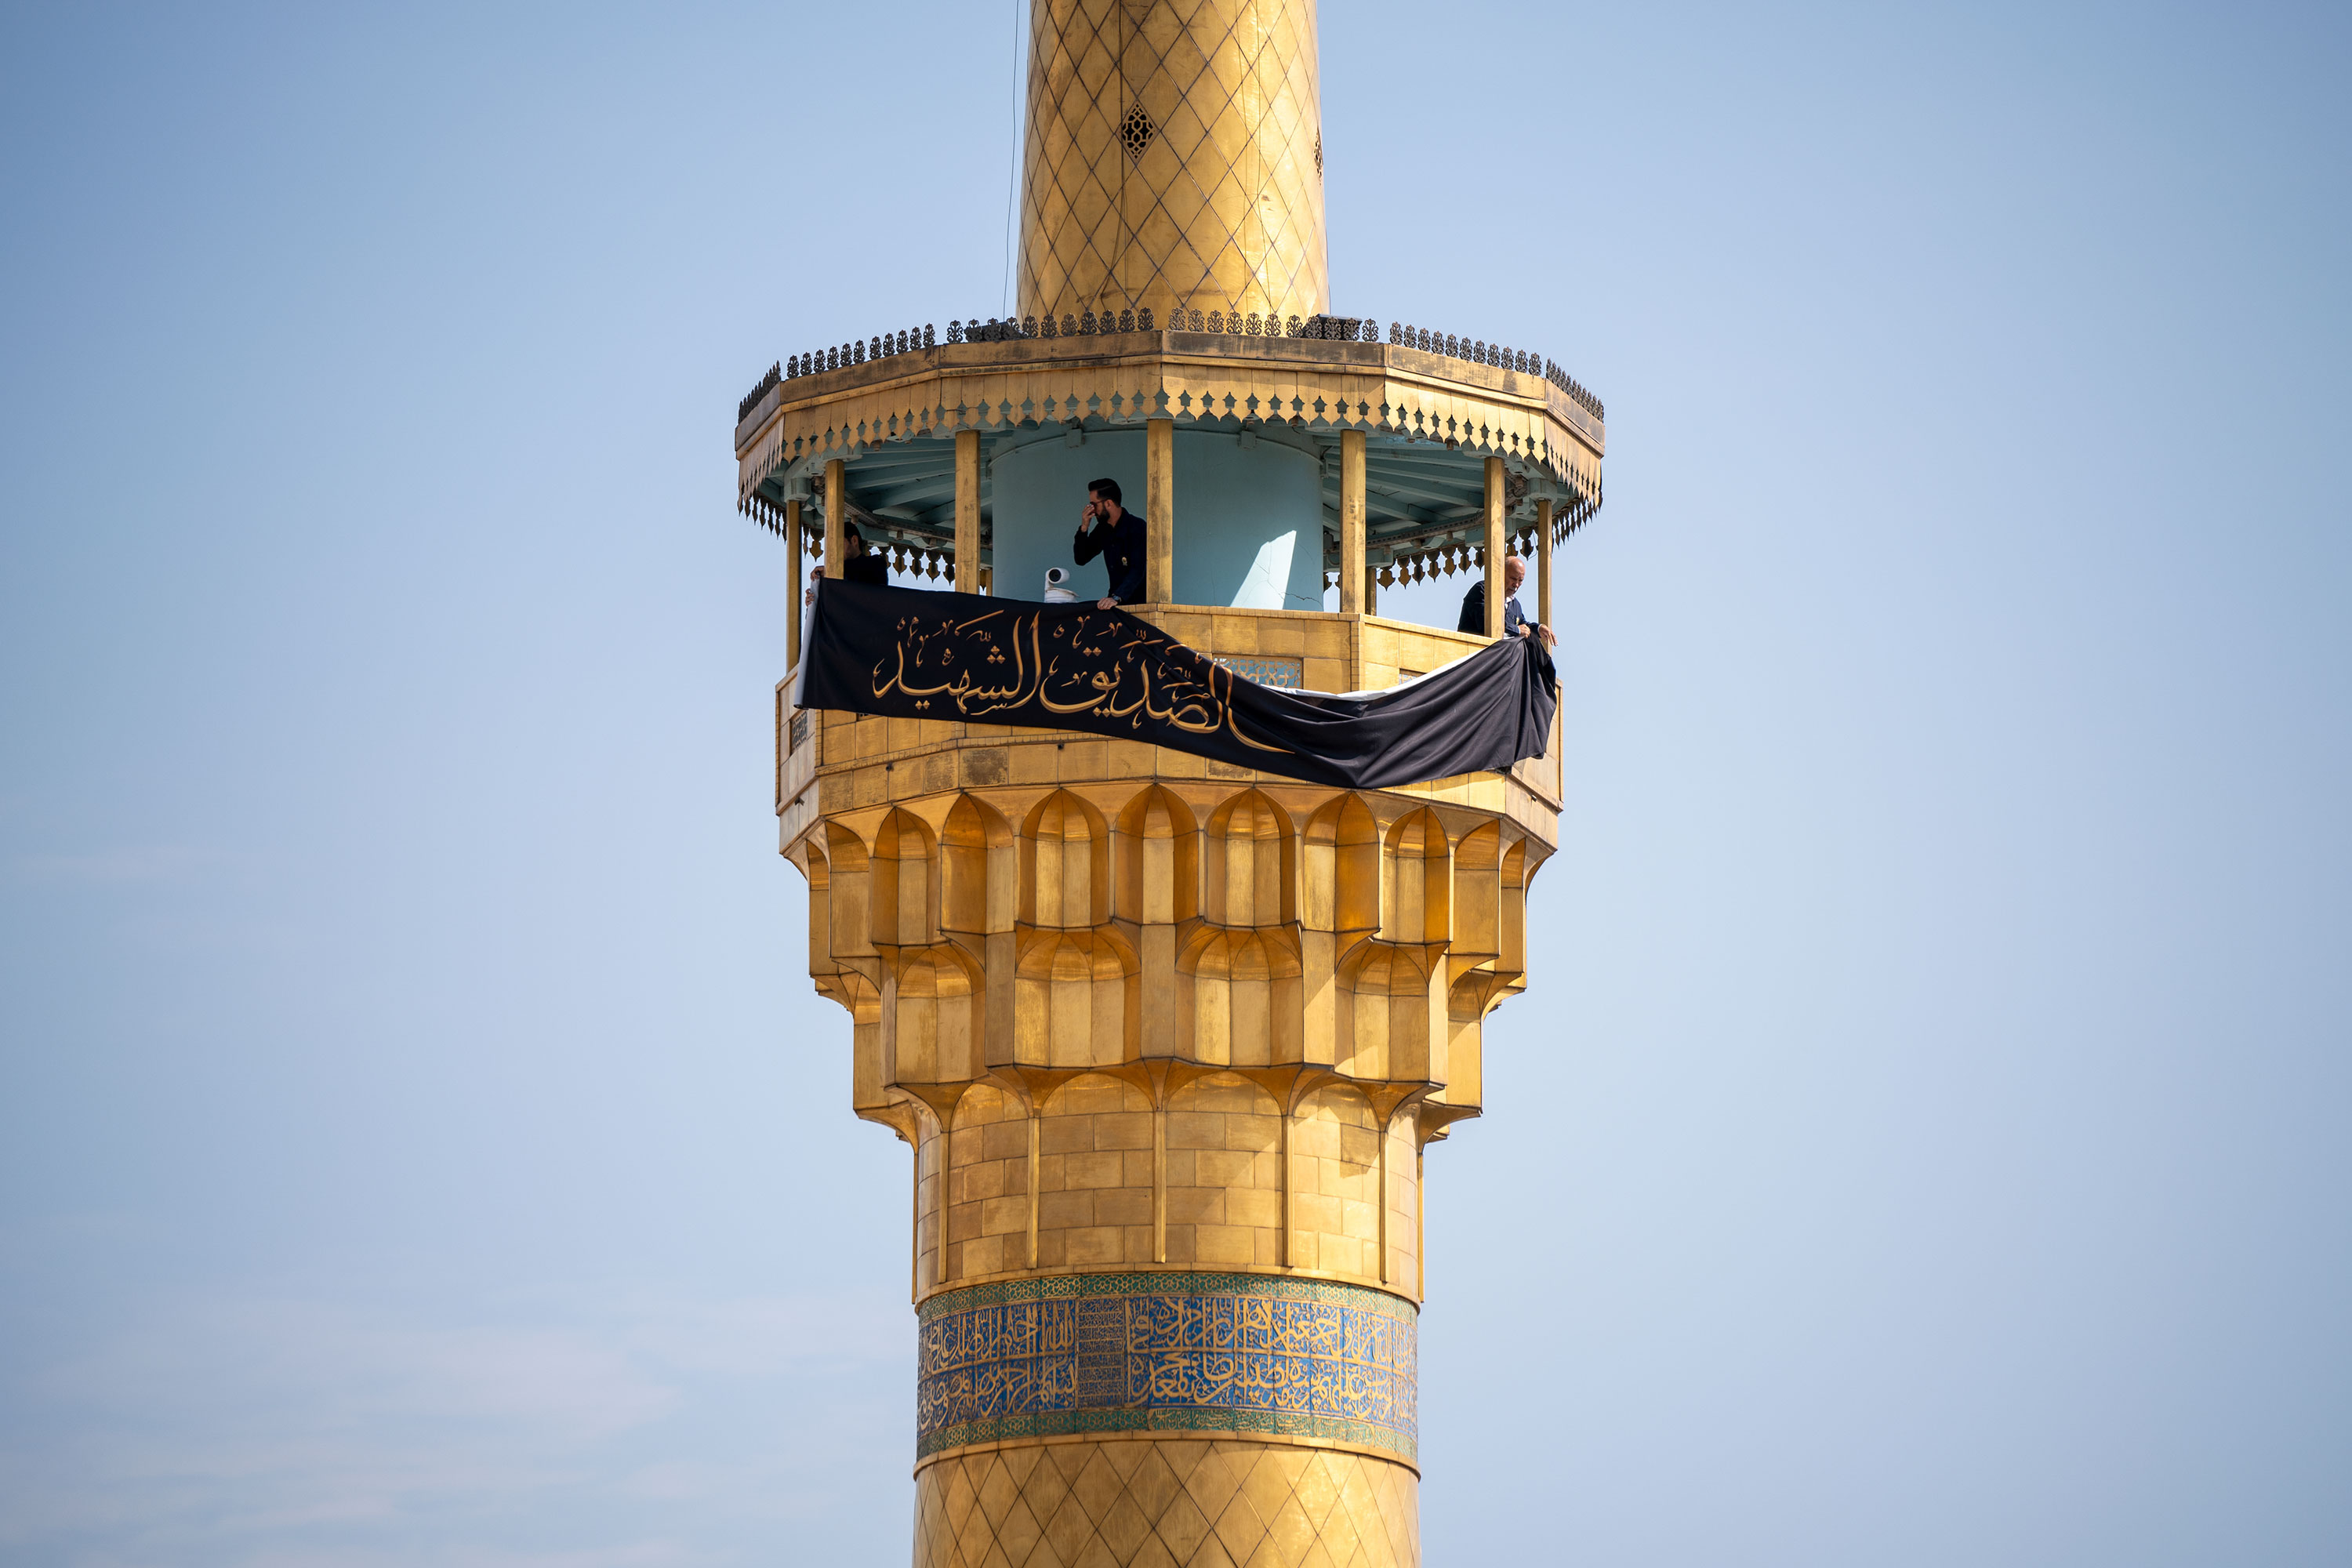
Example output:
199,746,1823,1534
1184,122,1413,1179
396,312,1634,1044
2,2,2347,1564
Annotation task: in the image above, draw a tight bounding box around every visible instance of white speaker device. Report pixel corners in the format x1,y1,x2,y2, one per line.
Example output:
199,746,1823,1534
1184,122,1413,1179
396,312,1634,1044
1042,568,1076,603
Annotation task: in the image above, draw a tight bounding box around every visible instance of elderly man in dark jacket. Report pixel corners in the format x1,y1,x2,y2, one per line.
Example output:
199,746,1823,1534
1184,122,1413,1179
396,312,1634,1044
1073,477,1148,608
1458,554,1555,645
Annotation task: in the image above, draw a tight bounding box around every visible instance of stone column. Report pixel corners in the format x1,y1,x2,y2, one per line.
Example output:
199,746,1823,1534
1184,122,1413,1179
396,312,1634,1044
1481,457,1506,638
825,458,847,581
956,430,982,594
1535,497,1555,630
1339,430,1367,616
1146,417,1174,604
785,498,803,673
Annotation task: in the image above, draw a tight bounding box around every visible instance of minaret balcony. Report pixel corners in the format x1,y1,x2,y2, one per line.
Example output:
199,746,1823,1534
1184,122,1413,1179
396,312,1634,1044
734,320,1604,598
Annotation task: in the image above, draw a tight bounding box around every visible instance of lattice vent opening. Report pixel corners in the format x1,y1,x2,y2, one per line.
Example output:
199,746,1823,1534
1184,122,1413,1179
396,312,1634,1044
1120,103,1155,162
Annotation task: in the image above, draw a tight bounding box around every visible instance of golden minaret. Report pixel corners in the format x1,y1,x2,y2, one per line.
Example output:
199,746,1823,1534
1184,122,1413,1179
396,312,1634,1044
731,5,1606,1563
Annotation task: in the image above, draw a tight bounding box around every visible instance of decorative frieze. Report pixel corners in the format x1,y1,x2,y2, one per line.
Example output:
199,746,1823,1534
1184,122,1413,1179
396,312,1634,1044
918,1272,1417,1461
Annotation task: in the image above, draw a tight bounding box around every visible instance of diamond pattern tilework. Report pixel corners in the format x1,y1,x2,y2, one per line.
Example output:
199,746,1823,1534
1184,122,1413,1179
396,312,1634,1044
915,1439,1419,1568
1018,0,1327,328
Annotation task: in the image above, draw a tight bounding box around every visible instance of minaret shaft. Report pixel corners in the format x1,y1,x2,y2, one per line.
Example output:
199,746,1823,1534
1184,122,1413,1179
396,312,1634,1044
782,602,1563,1568
1018,0,1329,326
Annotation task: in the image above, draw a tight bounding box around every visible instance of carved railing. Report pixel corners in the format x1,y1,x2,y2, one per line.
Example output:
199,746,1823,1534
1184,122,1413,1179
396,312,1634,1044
736,361,782,424
742,311,1605,424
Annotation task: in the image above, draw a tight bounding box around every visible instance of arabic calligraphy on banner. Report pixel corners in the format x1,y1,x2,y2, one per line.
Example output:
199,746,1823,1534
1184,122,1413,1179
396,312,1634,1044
868,602,1291,753
800,581,1559,789
914,1272,1418,1461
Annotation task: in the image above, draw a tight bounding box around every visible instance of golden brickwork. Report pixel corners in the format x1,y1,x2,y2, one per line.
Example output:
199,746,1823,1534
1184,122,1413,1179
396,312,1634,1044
915,1439,1419,1568
781,608,1554,1564
1018,0,1328,327
913,1071,1420,1294
782,608,1548,1311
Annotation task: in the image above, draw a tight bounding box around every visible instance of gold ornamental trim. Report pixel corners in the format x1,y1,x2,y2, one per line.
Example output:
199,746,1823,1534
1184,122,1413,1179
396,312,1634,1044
732,336,1603,518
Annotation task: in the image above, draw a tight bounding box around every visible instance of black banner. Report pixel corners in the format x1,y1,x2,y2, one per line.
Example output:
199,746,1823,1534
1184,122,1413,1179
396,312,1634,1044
798,581,1556,789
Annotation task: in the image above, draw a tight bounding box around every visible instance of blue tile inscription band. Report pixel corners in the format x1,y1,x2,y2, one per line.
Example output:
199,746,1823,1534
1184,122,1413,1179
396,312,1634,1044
916,1272,1417,1461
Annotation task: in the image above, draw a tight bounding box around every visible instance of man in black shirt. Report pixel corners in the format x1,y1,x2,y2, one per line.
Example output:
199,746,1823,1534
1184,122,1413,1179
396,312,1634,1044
840,523,890,586
1457,555,1555,646
1073,477,1147,608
